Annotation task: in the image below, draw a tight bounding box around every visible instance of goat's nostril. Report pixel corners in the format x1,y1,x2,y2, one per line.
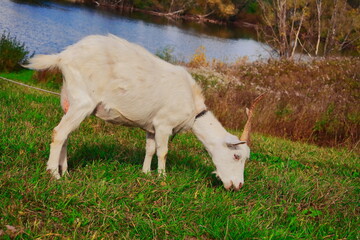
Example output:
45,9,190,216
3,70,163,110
233,183,243,191
224,181,233,190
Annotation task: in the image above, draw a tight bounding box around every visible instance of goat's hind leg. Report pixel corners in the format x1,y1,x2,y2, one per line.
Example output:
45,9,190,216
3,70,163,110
47,104,95,179
58,139,68,177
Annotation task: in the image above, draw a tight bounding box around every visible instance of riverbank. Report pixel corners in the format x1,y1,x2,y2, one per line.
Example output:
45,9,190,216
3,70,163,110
59,0,260,26
64,0,360,57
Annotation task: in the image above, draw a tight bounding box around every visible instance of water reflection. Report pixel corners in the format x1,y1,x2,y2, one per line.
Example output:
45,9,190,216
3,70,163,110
0,0,271,61
11,0,47,6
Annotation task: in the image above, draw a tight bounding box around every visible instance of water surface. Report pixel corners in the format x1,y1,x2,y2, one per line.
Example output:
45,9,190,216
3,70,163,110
0,0,271,61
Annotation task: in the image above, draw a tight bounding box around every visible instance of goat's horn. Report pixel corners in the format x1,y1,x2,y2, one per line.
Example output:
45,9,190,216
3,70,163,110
240,93,267,142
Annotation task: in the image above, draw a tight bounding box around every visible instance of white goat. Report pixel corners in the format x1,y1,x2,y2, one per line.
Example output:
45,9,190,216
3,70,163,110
25,34,263,190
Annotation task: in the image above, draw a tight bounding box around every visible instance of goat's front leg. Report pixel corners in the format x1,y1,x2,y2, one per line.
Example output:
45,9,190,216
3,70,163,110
142,132,155,174
154,126,172,176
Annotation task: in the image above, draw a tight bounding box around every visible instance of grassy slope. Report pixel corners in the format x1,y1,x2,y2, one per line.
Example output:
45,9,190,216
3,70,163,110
0,70,359,239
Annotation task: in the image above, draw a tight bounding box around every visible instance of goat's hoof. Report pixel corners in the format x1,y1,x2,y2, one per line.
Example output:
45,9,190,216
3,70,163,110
62,170,70,178
142,169,152,175
46,169,61,180
157,171,166,178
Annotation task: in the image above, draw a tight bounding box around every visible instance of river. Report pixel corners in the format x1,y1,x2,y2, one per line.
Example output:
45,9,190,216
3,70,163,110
0,0,271,62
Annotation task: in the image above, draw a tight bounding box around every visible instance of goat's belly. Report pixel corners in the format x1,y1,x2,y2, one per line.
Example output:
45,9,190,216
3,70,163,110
94,103,154,132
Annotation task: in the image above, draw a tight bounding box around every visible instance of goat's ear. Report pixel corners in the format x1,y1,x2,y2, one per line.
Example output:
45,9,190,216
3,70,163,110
224,135,246,147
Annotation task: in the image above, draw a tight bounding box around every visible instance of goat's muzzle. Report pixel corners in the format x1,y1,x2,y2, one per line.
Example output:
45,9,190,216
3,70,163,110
224,181,243,191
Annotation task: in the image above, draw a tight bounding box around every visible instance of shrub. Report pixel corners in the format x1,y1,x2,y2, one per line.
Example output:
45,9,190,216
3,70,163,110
155,46,177,63
189,46,209,68
32,69,63,90
0,32,33,73
189,57,360,148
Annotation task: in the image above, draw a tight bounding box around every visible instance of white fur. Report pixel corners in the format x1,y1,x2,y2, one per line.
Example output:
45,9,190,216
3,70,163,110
25,34,250,190
192,111,250,190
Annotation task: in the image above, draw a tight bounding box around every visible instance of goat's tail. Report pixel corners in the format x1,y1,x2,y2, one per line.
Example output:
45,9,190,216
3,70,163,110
23,54,60,70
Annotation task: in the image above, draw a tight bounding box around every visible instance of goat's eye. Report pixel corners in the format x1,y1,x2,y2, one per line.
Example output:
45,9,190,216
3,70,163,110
233,154,241,161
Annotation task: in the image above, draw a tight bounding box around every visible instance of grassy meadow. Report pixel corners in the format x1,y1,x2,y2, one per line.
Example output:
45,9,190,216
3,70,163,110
0,70,359,239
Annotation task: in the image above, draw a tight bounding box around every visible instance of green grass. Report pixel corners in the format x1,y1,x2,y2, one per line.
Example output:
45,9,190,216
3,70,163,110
0,70,359,239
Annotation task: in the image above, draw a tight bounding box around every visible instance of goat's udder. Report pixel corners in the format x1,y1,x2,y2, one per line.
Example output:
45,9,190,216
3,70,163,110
62,99,70,113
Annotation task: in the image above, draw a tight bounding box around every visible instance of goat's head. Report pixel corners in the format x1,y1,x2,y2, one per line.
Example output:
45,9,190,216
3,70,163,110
212,134,249,191
212,93,265,191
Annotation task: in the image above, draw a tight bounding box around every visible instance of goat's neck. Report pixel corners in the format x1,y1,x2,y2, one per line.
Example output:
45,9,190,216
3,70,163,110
192,111,228,156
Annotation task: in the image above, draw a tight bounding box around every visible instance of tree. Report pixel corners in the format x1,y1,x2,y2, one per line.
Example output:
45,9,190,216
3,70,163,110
258,0,360,58
258,0,309,58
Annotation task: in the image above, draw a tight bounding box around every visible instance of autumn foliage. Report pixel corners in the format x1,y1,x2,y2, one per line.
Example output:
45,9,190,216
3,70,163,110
187,57,359,149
